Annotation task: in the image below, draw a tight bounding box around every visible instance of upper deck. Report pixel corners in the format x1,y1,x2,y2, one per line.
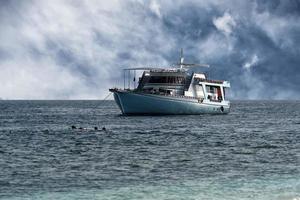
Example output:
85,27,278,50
118,49,230,101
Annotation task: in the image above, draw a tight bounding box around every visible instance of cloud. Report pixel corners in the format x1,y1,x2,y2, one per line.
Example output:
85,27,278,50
0,0,299,99
213,12,236,35
149,0,162,18
243,55,259,70
0,0,172,99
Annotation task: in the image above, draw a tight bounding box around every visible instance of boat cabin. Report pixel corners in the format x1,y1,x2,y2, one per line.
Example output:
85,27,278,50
137,69,187,96
123,68,230,102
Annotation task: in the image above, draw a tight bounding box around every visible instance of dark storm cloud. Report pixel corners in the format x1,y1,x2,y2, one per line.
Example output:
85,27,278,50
0,0,299,99
159,0,300,99
162,5,217,41
256,0,300,16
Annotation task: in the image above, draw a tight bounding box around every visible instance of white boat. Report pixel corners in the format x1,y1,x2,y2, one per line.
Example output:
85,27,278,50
109,50,230,115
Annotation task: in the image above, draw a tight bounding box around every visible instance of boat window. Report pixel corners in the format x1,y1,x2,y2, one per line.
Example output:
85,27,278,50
205,85,223,101
148,76,185,84
149,76,166,83
206,85,215,93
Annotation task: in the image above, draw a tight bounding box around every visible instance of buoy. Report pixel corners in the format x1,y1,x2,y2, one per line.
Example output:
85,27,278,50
102,127,106,131
71,125,77,129
94,127,98,130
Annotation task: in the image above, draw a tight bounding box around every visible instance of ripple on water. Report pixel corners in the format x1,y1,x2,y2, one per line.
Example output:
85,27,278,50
0,100,299,199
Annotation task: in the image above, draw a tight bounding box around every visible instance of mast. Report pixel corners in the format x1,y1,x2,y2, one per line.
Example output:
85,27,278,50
180,48,184,69
178,48,210,69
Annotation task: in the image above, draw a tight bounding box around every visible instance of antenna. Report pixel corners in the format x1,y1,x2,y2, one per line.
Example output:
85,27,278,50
177,48,210,69
180,48,184,69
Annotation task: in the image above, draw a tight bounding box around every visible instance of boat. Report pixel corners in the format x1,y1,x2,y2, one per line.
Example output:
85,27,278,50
109,49,230,115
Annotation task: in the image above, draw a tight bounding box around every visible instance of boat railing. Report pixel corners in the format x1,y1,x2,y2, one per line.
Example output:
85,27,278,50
133,89,204,101
111,87,214,103
194,78,224,84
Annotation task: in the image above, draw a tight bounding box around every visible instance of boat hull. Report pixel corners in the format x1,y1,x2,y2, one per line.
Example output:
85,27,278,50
112,91,230,115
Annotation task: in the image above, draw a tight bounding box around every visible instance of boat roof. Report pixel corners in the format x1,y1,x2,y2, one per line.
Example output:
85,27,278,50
123,67,163,71
123,67,186,72
123,49,210,72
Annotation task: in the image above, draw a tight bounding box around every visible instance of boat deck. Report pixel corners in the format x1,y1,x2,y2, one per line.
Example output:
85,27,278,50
110,88,211,102
194,78,224,84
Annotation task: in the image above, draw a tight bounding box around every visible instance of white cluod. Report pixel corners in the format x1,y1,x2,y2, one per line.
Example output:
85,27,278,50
213,12,236,35
243,55,259,69
149,0,162,18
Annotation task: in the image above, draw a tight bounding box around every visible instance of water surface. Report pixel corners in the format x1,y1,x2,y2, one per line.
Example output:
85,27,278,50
0,100,299,200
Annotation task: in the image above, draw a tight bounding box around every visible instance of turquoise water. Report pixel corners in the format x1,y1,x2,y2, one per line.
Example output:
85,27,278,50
0,100,299,200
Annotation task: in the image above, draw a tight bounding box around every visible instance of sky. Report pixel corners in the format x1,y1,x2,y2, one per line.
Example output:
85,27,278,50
0,0,300,100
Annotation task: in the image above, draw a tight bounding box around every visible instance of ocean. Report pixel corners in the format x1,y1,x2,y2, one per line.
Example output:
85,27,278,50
0,100,299,200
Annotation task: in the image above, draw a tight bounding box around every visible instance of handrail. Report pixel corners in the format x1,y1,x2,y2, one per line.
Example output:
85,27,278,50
110,88,205,101
194,78,224,84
